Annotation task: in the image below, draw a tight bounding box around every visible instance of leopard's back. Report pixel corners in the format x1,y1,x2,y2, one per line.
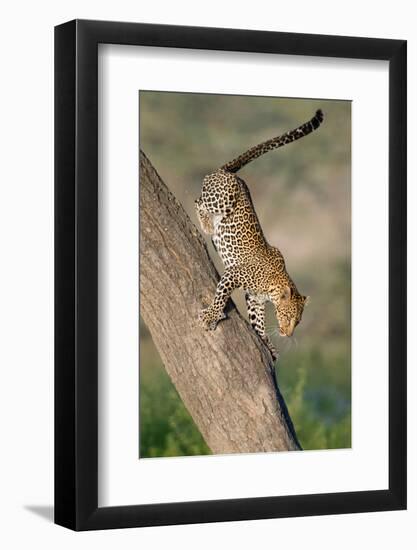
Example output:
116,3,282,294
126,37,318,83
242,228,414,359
211,175,267,268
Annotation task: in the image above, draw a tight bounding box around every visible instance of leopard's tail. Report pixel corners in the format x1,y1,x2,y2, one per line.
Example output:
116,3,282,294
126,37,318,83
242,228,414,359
221,109,324,174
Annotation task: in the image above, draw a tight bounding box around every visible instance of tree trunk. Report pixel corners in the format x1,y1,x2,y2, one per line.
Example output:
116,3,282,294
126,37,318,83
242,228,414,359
139,150,301,454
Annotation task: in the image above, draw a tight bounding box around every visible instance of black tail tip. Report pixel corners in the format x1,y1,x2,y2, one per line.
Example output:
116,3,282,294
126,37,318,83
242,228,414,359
315,109,324,122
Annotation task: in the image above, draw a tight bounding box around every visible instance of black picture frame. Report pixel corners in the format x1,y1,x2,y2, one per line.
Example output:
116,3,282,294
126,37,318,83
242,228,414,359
55,19,407,531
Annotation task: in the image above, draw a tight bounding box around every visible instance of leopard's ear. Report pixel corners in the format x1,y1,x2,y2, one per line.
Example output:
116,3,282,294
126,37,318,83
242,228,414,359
303,295,311,306
281,285,292,301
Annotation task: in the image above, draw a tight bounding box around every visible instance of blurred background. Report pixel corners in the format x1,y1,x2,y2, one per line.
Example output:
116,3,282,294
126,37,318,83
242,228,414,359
139,92,351,458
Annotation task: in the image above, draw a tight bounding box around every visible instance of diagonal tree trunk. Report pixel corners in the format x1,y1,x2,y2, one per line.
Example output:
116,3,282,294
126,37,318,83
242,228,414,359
139,150,301,454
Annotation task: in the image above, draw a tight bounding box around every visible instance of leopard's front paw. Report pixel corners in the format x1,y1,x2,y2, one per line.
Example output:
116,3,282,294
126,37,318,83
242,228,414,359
198,307,226,331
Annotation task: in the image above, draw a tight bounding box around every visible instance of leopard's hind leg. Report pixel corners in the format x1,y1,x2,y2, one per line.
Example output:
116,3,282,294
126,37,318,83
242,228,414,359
194,169,240,230
195,198,215,235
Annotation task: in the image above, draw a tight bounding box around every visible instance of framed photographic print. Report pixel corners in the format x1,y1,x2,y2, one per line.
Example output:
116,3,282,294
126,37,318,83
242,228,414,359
55,20,406,530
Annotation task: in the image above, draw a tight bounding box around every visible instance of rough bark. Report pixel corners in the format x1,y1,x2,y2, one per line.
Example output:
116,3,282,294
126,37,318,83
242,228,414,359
140,150,301,454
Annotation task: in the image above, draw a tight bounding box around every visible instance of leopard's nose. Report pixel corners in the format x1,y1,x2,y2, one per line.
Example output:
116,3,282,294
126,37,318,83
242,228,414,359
287,320,296,336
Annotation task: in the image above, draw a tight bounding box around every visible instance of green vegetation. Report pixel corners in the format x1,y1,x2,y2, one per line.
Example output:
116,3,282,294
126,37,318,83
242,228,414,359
139,92,351,457
140,326,210,457
282,352,351,450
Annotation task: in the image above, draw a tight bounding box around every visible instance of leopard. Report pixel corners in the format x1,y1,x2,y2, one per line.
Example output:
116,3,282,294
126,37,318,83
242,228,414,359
195,109,324,361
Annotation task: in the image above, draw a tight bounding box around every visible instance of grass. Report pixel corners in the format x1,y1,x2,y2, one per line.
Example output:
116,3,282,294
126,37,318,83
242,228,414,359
140,332,210,458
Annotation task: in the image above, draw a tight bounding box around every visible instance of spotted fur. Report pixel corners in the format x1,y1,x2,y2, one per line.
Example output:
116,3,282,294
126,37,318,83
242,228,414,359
196,110,323,360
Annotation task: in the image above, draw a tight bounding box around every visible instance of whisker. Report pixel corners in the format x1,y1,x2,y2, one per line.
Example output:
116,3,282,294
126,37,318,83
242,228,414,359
280,337,291,354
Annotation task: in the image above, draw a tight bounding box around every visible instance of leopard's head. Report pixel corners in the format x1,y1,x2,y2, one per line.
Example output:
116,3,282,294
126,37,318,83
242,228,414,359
273,286,309,337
